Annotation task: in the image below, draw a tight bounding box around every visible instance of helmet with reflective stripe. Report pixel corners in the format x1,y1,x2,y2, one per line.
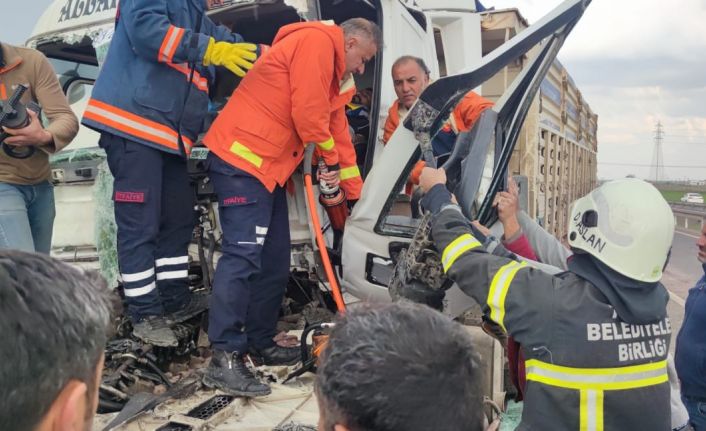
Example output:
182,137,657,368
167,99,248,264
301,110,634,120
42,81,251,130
567,178,674,282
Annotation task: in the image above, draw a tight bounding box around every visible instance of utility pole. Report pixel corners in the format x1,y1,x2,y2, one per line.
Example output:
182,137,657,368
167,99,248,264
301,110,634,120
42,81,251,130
649,121,665,182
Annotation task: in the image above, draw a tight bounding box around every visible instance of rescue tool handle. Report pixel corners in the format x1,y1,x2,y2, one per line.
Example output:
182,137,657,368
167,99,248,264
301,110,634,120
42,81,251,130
304,144,315,176
418,133,437,168
317,157,338,195
303,144,346,312
0,84,28,123
0,84,38,159
300,321,332,363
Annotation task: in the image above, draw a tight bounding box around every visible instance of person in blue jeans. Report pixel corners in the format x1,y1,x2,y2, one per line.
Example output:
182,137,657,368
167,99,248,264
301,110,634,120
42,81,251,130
676,222,706,430
0,42,79,253
0,182,56,253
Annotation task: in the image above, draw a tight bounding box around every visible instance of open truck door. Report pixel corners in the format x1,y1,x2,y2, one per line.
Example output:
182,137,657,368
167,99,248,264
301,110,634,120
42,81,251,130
342,0,592,317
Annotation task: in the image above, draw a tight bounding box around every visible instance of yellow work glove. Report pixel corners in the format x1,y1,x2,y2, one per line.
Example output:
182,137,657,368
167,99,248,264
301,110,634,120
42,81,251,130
203,37,257,77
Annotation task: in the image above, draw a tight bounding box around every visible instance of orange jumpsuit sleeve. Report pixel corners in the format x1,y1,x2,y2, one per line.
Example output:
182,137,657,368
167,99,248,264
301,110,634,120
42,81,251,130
382,104,400,144
451,91,494,132
289,31,339,167
409,160,426,185
330,107,363,200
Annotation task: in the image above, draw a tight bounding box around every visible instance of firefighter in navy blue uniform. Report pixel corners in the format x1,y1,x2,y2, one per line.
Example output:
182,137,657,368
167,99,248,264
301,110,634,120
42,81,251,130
82,0,262,346
419,168,675,431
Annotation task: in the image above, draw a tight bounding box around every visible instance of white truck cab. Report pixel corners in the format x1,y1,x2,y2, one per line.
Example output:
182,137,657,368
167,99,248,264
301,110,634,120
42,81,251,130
26,0,485,300
25,0,589,314
22,1,591,428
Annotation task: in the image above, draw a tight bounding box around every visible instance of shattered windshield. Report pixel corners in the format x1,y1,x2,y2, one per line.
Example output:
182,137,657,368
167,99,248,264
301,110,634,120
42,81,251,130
47,58,102,152
48,57,99,90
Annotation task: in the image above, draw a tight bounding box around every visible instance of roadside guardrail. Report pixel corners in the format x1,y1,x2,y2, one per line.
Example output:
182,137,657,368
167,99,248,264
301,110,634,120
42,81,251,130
671,203,705,232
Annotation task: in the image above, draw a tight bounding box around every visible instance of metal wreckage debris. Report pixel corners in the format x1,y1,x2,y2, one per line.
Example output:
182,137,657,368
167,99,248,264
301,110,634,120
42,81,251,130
96,289,330,430
273,423,318,431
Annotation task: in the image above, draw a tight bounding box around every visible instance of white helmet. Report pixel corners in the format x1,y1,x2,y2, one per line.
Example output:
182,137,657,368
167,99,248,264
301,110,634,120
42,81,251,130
567,178,674,282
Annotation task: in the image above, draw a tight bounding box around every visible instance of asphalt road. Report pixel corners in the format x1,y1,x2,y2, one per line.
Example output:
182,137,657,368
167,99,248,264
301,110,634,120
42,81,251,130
668,230,704,287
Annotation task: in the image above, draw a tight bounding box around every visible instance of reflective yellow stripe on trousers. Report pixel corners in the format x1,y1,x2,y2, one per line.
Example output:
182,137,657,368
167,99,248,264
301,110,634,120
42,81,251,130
525,359,668,431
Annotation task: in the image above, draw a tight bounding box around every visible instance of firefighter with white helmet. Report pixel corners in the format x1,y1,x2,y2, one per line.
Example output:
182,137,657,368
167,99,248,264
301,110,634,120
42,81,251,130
567,178,675,282
419,170,675,431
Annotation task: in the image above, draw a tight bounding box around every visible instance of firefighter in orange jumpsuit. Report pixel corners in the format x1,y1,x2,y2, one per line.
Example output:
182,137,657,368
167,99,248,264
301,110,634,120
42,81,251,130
201,18,381,397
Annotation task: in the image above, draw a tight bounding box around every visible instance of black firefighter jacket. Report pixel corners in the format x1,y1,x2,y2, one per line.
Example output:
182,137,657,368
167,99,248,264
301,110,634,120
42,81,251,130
430,201,671,431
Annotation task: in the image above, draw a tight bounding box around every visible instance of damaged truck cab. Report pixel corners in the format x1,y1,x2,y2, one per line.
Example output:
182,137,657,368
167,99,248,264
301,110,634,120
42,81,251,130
27,0,487,313
26,0,590,331
23,0,591,428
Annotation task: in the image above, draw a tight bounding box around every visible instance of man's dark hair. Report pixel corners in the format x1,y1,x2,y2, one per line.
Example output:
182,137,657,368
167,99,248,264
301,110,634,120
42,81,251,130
341,18,383,51
0,250,114,431
316,302,484,431
392,55,431,76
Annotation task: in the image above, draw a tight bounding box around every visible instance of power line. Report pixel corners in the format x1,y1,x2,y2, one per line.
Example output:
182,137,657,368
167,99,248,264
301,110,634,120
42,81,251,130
616,132,705,138
664,144,706,146
600,162,706,168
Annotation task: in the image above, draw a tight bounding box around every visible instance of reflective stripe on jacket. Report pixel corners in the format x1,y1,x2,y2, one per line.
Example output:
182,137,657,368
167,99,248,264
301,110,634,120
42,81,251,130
321,85,362,199
432,206,671,431
82,0,242,155
204,21,356,194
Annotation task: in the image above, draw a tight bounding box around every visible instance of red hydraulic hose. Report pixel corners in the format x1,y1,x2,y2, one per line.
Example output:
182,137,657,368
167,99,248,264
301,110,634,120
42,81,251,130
303,145,346,313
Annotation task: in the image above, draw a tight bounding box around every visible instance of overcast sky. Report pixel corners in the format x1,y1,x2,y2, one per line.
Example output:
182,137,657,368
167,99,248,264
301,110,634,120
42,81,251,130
2,0,705,180
0,0,55,46
490,0,706,181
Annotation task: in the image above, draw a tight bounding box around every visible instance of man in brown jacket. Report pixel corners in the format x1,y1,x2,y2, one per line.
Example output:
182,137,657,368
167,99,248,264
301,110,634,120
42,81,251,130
0,42,78,253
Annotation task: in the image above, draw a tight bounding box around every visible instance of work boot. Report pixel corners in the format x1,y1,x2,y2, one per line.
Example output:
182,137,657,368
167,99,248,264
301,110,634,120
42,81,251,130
132,316,179,347
249,344,301,366
203,350,271,397
167,291,210,324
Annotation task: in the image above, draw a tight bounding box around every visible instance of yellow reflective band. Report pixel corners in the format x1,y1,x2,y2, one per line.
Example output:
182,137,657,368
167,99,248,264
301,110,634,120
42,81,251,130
528,361,667,431
525,359,668,391
340,165,361,181
317,137,335,151
595,390,604,431
579,389,605,431
487,261,527,331
580,389,589,431
230,141,263,168
441,234,481,272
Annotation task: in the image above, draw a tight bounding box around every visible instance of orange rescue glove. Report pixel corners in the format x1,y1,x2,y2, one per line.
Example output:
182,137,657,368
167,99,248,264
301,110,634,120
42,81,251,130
203,37,257,77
